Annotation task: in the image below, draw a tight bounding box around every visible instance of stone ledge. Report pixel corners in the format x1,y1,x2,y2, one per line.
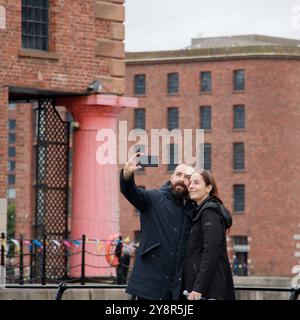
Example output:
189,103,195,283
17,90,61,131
95,1,125,22
110,22,125,41
19,49,59,60
95,39,125,59
110,59,125,77
97,75,125,95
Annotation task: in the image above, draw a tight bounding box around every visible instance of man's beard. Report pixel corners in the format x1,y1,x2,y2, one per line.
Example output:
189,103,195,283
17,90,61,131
171,181,189,199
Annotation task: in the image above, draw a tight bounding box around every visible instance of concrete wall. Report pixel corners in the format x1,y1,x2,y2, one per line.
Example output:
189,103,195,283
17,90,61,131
0,277,297,300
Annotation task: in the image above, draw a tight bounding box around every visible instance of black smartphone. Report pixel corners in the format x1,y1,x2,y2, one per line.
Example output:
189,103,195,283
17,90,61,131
136,148,158,167
138,155,159,167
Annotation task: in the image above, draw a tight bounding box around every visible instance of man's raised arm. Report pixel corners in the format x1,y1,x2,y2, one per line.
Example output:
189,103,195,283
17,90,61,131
120,152,150,212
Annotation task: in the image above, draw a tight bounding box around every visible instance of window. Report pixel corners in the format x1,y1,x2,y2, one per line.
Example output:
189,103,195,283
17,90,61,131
234,105,245,129
168,144,179,171
200,71,212,92
22,0,49,51
200,106,211,130
8,161,15,172
8,120,16,130
8,133,16,144
233,142,245,170
234,70,245,91
232,236,248,276
204,143,211,170
233,236,248,246
134,74,146,95
234,184,245,212
7,188,16,199
168,107,179,130
8,174,15,185
167,73,179,93
8,147,16,157
8,104,16,110
134,109,145,129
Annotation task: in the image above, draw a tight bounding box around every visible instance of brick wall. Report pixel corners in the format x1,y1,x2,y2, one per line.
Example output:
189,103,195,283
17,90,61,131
0,0,125,94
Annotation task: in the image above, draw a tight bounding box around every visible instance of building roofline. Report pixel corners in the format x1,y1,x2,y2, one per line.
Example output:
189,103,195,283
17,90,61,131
126,45,300,65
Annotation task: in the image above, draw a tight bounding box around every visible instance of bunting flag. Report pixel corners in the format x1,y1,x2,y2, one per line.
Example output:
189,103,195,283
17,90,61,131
96,240,103,252
24,240,32,250
123,236,130,244
0,236,132,253
32,239,43,248
63,240,71,248
10,239,20,248
52,240,61,247
72,240,82,246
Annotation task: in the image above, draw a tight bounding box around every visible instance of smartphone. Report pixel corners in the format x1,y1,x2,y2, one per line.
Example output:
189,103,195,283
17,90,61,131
136,148,158,167
138,155,159,167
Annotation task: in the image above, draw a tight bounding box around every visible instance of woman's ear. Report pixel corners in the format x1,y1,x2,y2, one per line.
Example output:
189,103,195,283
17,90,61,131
207,185,213,194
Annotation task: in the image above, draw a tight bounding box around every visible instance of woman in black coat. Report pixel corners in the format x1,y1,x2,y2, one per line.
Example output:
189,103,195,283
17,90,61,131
184,169,235,300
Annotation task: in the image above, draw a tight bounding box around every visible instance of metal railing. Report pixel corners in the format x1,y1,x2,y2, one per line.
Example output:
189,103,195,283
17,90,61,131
0,233,134,285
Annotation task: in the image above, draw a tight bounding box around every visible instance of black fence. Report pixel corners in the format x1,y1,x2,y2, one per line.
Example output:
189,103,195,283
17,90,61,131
0,233,135,285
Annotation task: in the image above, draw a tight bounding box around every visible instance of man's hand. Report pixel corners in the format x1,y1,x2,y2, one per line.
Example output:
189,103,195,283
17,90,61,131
123,152,144,180
188,291,202,300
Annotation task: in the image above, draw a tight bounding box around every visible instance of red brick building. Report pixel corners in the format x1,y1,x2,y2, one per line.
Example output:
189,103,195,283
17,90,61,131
119,35,300,276
0,0,136,279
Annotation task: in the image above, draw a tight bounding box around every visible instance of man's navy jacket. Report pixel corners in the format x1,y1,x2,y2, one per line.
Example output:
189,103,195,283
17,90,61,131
120,170,193,300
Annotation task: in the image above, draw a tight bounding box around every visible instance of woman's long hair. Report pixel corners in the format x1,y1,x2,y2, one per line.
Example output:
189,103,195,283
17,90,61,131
199,169,223,204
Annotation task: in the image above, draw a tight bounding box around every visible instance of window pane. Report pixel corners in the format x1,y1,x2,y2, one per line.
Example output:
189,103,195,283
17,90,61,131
7,188,16,199
8,104,16,110
234,142,245,170
134,74,146,95
8,174,16,185
8,133,16,144
234,105,245,129
234,184,245,211
8,120,16,130
8,147,16,157
134,109,145,129
204,143,211,170
200,71,212,92
168,107,179,130
234,70,245,91
168,144,179,171
200,106,211,129
8,161,16,172
167,73,179,93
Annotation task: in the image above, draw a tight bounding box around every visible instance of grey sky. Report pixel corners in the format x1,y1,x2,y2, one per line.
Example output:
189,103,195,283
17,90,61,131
125,0,300,51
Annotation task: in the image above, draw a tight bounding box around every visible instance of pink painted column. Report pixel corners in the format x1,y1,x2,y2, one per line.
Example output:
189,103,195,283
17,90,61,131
57,95,137,277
